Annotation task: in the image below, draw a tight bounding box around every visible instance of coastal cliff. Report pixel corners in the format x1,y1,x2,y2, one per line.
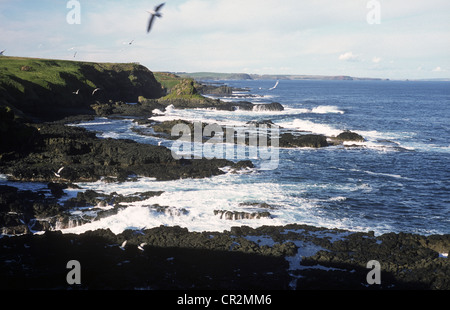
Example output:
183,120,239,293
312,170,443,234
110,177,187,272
0,57,163,121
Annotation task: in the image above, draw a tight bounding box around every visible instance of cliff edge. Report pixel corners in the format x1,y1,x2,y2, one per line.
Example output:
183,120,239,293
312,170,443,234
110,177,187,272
0,57,163,121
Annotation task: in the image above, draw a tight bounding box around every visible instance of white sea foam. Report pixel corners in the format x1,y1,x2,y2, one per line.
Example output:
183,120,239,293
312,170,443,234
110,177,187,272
149,105,249,127
100,132,121,139
67,118,112,127
0,174,8,182
57,168,392,236
276,119,344,137
310,106,345,114
329,196,347,202
149,105,345,129
361,170,415,181
58,171,327,235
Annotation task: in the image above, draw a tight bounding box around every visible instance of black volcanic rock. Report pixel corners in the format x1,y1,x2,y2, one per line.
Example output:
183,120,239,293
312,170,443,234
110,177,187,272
0,123,249,183
252,102,284,112
336,130,365,142
0,106,40,156
0,224,448,290
279,133,329,148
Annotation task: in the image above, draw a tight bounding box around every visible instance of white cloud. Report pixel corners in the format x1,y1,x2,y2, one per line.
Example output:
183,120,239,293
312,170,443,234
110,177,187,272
372,57,382,63
339,52,360,62
432,66,444,72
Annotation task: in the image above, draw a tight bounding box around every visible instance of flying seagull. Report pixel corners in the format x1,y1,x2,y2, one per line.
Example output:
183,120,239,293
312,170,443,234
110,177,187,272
138,243,147,251
146,3,165,33
54,167,64,178
92,88,101,96
0,50,5,56
73,89,80,95
119,240,127,251
122,39,134,45
269,80,279,91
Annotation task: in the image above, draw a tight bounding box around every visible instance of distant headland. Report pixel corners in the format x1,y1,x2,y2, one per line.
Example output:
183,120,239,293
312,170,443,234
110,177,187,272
174,72,390,81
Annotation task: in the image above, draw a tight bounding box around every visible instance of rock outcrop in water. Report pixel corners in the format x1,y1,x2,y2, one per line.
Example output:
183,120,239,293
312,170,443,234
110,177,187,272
335,130,365,142
251,102,285,112
0,182,167,234
0,122,251,183
279,133,329,148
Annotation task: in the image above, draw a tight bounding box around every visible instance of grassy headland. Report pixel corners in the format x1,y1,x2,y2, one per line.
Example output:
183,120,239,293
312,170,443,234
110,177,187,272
0,56,163,121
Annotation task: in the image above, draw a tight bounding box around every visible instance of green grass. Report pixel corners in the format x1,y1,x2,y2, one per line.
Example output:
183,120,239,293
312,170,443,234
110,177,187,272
0,56,148,93
1,57,85,90
153,72,206,101
153,72,185,92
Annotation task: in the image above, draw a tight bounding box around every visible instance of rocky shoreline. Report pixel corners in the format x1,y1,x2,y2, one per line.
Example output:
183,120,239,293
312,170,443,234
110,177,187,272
1,58,448,291
0,121,248,184
1,224,448,290
1,165,449,290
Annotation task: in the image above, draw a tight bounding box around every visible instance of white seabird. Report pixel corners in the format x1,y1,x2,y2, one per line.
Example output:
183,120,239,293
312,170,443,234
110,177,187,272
54,167,64,178
92,88,101,96
138,243,147,251
0,50,5,56
146,3,165,33
119,240,127,251
269,80,279,91
73,89,80,95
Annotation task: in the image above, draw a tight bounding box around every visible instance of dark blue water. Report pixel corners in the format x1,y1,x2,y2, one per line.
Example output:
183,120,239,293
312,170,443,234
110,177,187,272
208,80,450,235
65,80,449,236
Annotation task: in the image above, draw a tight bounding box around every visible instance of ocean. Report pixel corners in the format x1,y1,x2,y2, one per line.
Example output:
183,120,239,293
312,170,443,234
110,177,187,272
4,80,449,236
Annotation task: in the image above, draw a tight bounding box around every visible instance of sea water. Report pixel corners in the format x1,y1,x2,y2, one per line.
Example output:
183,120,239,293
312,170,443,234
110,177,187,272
3,80,449,236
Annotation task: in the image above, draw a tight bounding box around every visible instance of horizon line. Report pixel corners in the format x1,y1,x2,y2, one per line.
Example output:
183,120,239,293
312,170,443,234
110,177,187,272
1,55,448,82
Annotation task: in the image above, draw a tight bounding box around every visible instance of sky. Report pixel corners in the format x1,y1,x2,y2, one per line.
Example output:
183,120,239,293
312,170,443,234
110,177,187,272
0,0,449,80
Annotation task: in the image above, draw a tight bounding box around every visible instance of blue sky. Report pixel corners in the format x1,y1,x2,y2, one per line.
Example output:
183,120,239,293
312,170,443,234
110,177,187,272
0,0,449,79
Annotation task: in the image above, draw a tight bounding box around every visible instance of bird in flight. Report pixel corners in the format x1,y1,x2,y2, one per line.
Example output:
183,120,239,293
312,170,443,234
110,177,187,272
73,89,80,95
92,88,101,96
54,167,65,178
269,80,279,91
146,3,165,33
0,50,5,56
138,243,147,251
119,240,127,251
